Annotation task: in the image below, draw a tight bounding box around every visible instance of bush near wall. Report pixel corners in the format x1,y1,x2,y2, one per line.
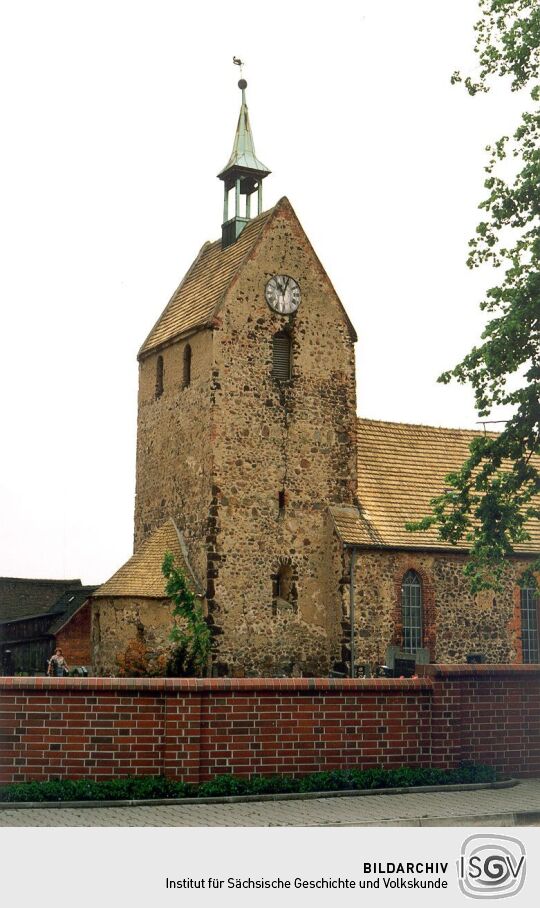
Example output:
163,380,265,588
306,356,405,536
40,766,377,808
0,763,497,803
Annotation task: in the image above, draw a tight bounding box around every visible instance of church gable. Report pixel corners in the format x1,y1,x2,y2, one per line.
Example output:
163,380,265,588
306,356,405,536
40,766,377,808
138,195,357,364
217,196,357,343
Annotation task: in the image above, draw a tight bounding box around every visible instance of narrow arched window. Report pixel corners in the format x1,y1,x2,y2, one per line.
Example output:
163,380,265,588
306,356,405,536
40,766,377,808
272,331,291,381
155,355,164,399
401,570,422,653
183,344,192,388
520,586,539,663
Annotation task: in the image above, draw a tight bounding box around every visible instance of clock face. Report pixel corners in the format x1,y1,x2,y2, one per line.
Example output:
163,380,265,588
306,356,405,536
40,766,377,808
265,275,301,315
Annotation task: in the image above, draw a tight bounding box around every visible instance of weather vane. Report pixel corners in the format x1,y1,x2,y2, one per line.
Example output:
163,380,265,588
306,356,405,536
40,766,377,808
233,56,246,87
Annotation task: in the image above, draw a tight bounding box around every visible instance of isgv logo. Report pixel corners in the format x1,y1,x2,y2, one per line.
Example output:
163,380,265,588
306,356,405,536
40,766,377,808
458,835,526,899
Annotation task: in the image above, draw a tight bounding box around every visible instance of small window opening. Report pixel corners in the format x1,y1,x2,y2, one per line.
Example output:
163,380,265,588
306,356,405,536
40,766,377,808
276,563,293,603
183,344,192,388
272,331,291,381
155,355,164,399
278,490,285,513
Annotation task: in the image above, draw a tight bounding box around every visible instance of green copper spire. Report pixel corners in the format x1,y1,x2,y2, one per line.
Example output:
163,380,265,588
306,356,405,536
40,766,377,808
218,82,270,178
218,72,271,249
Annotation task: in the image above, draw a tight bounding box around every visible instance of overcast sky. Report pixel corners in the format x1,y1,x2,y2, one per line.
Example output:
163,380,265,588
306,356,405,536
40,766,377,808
0,0,526,584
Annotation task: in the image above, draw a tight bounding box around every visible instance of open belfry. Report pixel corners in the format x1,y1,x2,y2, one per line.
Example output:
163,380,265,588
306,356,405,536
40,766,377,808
91,76,540,677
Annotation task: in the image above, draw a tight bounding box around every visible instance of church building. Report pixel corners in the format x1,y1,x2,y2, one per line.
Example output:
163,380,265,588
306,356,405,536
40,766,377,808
91,79,540,677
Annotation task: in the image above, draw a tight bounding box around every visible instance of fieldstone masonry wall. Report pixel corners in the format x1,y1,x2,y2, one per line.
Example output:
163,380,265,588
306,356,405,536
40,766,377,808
92,597,174,676
134,329,214,586
340,548,530,671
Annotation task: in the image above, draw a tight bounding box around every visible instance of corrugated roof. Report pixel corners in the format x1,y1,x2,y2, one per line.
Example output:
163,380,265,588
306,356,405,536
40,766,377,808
138,206,275,358
352,418,540,553
0,578,83,623
48,586,98,634
93,519,202,599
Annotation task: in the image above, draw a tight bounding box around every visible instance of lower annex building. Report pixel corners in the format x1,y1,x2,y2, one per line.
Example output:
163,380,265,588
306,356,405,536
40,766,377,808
89,80,540,677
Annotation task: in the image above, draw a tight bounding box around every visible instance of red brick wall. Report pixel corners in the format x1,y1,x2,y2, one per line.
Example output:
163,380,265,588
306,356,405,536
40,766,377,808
54,603,92,667
420,664,540,777
0,667,539,786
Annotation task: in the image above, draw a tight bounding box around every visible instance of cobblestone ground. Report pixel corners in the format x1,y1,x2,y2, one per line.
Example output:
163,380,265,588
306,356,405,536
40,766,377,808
1,781,540,827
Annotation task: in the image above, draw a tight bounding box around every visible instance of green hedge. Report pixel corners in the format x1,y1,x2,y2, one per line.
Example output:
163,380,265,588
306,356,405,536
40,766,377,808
0,763,498,803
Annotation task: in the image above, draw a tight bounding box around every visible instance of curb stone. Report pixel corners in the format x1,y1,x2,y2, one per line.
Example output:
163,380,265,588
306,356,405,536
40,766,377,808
0,777,517,811
339,809,540,827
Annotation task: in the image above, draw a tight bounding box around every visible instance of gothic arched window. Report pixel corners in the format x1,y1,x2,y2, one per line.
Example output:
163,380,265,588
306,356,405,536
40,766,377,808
183,344,192,388
401,570,422,653
272,331,291,381
520,586,539,663
155,355,164,399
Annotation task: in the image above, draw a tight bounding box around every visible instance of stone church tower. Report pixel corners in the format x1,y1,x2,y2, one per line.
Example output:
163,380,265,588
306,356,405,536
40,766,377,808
130,81,358,676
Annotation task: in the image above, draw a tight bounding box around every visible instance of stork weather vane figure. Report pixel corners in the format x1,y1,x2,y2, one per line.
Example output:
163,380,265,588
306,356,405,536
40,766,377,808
233,56,244,81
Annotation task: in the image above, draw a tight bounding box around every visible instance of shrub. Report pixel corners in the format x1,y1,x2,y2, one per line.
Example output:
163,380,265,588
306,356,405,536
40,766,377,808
0,763,498,803
116,626,168,678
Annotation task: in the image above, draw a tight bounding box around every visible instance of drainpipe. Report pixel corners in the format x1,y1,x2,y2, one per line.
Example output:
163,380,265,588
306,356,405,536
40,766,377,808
349,547,358,678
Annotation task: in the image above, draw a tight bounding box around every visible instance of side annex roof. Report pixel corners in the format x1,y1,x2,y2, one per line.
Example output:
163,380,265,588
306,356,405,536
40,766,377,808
93,519,203,599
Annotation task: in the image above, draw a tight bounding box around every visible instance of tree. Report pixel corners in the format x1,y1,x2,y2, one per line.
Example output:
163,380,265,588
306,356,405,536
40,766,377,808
162,552,211,675
407,0,540,591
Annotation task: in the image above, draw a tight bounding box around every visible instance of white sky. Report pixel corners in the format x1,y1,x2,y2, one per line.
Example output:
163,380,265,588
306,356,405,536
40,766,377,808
0,0,526,585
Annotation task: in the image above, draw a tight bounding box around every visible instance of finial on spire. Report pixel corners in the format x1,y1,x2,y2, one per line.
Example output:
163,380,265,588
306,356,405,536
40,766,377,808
233,57,247,94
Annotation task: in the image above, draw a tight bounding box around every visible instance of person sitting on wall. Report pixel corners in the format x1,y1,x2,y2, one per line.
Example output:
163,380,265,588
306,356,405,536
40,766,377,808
47,648,69,677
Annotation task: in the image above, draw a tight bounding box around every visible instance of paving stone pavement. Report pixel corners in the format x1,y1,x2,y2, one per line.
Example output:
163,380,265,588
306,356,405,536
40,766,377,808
2,780,540,827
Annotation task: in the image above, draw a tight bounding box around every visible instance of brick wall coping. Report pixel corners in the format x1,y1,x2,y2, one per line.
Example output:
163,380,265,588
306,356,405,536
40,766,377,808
0,676,431,692
419,664,540,678
1,666,538,692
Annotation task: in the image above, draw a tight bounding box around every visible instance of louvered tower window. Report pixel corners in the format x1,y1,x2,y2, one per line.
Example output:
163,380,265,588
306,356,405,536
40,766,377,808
272,331,291,381
401,570,422,653
521,586,539,663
